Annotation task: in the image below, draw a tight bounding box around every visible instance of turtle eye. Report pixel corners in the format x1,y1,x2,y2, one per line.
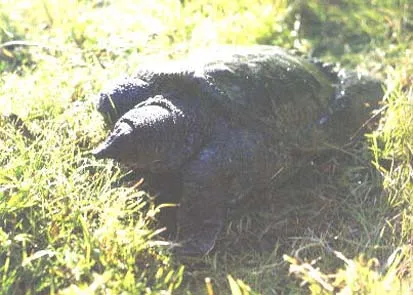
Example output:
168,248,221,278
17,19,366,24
102,112,115,126
97,93,120,126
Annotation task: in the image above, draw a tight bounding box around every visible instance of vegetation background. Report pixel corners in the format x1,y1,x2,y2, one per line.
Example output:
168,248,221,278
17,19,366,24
0,0,412,294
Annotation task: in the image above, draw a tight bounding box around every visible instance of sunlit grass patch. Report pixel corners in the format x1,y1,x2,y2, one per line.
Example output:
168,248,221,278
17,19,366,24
285,248,410,294
0,103,182,293
371,67,413,263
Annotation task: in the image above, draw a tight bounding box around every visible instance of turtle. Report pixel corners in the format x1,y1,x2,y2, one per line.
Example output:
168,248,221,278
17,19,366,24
92,45,383,256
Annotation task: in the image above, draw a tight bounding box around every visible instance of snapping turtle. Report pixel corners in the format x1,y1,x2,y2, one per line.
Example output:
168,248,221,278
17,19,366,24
93,45,383,256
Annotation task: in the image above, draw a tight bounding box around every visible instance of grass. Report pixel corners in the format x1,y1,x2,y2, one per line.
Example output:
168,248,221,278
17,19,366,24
0,0,412,294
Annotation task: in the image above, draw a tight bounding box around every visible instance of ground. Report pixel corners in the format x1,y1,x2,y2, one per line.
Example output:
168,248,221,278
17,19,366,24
0,0,412,294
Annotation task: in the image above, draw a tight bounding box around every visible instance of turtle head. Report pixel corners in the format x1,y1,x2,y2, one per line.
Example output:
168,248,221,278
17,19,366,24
97,76,151,126
93,95,206,173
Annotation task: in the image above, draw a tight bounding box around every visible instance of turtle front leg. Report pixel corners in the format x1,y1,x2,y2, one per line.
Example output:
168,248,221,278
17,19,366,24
176,128,276,256
176,177,227,256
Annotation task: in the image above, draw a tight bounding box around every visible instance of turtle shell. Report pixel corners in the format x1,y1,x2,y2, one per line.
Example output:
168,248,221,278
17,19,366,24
133,46,337,137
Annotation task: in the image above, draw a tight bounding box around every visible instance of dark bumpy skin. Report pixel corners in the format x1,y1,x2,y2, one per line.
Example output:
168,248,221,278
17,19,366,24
93,46,383,256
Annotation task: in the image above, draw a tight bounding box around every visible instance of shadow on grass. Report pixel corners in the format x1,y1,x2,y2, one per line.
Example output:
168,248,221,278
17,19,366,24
179,141,388,293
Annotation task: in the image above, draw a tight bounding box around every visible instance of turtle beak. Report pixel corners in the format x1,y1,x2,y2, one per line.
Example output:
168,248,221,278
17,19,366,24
92,142,110,159
92,121,134,160
92,135,118,160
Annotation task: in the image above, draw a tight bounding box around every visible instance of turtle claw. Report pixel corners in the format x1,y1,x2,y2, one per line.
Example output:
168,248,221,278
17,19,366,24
175,214,224,256
174,236,217,257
